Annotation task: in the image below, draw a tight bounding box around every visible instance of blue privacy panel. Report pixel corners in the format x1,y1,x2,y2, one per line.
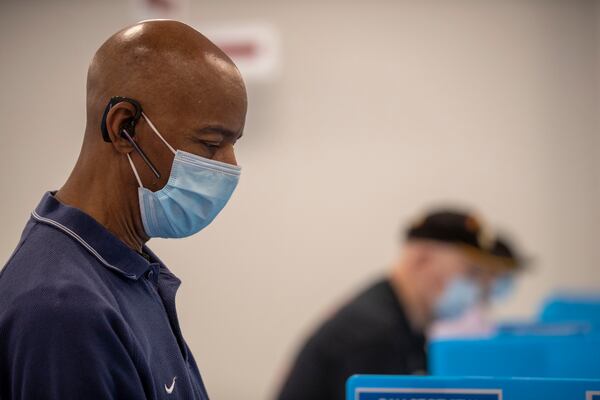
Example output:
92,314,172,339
357,389,499,400
540,293,600,329
429,333,600,378
347,376,600,400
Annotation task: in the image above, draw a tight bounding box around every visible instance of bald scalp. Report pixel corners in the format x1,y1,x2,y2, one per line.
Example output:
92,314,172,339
85,20,244,138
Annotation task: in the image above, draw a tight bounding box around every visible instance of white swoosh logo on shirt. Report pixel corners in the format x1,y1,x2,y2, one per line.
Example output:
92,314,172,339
165,376,177,394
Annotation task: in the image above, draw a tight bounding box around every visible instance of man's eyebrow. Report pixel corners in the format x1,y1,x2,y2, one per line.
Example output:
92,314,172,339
197,125,243,140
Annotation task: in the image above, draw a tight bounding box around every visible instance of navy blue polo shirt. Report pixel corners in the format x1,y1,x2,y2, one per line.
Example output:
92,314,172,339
0,192,209,399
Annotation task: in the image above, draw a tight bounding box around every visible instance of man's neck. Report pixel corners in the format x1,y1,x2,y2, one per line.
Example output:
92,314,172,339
55,155,147,253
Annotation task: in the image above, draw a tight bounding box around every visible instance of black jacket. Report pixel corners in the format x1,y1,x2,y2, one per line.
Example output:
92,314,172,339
277,279,427,400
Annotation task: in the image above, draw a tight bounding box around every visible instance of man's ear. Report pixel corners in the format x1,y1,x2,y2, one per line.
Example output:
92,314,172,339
105,102,139,154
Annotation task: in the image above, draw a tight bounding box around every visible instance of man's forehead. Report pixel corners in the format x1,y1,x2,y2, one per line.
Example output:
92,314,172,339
163,84,245,135
180,85,246,115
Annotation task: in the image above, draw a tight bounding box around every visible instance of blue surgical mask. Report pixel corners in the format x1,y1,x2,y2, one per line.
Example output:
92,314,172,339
490,275,514,303
434,277,482,320
127,113,241,238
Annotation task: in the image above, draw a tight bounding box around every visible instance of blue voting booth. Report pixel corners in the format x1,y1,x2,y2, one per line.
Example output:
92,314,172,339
429,292,600,378
428,332,600,378
540,293,600,329
346,375,600,400
347,294,600,399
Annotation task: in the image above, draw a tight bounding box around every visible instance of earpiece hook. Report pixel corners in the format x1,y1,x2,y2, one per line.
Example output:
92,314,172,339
100,96,161,179
100,96,142,142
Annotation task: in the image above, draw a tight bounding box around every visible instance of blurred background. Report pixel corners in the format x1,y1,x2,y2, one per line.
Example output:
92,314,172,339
1,0,599,398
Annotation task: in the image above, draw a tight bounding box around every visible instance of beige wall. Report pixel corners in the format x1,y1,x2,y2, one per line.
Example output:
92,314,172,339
1,0,599,398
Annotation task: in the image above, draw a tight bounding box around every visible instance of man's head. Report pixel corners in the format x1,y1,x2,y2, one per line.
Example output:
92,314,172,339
58,20,247,248
85,20,247,191
392,210,521,327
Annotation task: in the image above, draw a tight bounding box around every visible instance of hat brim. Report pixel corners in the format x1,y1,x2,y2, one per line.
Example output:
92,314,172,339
458,244,530,273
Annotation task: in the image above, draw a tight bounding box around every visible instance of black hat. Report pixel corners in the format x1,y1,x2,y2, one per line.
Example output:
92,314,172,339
489,235,528,271
406,209,527,272
406,209,494,254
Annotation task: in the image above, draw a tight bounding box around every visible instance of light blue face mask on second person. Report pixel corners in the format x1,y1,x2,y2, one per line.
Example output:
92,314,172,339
490,274,515,303
434,277,482,320
127,113,241,239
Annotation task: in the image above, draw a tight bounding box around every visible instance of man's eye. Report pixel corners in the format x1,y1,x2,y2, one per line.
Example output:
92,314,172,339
203,142,220,150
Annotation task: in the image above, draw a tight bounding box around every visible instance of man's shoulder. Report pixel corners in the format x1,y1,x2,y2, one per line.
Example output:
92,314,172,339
0,221,122,324
331,279,398,327
1,220,108,291
310,279,400,350
4,218,93,265
0,276,126,350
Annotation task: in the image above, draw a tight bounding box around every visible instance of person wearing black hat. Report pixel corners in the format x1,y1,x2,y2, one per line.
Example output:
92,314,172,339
276,209,521,400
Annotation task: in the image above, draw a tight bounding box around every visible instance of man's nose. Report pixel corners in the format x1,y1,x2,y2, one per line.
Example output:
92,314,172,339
214,144,237,166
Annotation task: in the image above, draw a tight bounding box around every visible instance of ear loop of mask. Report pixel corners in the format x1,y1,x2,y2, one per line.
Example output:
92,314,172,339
127,153,144,188
127,112,178,188
141,112,177,155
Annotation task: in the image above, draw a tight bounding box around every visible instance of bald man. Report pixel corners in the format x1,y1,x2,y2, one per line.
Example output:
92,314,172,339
0,21,246,399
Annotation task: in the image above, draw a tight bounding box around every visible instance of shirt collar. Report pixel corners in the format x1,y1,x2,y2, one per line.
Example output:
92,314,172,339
31,191,155,280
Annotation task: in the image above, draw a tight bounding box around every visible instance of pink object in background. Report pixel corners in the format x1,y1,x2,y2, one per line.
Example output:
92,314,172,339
429,305,496,340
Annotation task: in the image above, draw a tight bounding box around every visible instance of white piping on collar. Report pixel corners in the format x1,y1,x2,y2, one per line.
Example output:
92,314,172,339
31,210,138,280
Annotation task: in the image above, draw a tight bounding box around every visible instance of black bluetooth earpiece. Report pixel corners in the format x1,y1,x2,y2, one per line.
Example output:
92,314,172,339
100,96,142,142
120,117,138,138
100,96,161,179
